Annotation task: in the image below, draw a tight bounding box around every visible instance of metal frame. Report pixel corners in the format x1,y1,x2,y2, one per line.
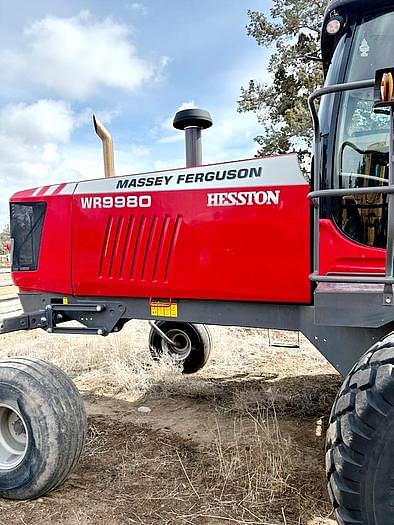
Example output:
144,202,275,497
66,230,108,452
308,79,394,296
0,288,391,376
0,300,126,336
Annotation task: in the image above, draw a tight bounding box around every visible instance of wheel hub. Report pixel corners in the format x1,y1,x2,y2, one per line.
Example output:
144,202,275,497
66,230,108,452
162,329,192,361
0,405,28,469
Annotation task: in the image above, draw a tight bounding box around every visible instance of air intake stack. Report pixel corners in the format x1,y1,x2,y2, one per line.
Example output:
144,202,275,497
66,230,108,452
173,108,213,167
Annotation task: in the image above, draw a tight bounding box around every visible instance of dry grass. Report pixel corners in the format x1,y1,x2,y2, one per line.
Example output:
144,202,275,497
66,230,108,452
0,317,339,524
1,322,340,416
0,286,17,297
214,409,293,505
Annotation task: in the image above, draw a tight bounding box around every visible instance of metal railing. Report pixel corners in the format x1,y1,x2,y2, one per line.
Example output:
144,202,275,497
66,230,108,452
308,79,394,288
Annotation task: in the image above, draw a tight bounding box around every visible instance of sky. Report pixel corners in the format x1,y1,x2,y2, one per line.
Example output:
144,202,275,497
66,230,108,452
0,0,272,228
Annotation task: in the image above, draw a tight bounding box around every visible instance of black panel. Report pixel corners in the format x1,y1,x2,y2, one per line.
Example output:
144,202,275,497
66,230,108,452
10,202,46,271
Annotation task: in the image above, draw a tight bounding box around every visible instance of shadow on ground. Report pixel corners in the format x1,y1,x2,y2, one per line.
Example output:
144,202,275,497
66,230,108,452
0,371,340,525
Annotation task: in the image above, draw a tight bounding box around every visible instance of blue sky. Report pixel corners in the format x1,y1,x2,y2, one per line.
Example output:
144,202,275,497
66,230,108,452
0,0,272,227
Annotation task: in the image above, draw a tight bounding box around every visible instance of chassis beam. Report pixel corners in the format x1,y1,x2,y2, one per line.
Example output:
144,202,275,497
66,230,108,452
0,284,389,376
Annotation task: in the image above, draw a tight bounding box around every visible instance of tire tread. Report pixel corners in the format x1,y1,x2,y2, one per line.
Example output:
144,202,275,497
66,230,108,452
0,357,86,499
326,333,394,524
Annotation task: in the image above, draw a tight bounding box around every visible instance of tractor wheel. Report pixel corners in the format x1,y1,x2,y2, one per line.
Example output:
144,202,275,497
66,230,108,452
149,321,212,374
0,356,86,500
326,332,394,525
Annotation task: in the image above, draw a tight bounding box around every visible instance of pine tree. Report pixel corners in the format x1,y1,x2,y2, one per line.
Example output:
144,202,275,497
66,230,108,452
0,224,10,256
238,0,326,167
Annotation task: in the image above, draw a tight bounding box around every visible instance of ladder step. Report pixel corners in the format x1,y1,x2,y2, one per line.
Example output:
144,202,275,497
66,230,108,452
268,329,300,348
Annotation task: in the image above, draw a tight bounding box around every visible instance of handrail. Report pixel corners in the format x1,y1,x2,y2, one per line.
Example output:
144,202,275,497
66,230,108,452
309,274,394,284
309,186,393,199
308,188,394,284
308,78,394,292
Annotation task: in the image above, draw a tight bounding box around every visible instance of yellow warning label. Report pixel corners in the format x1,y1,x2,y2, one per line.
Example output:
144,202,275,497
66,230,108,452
62,297,69,305
150,302,178,318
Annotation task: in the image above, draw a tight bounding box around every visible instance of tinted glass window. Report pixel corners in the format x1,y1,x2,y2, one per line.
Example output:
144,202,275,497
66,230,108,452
10,203,46,271
333,11,394,247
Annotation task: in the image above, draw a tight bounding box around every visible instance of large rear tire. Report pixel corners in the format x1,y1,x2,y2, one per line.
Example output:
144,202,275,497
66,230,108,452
326,332,394,525
0,357,86,500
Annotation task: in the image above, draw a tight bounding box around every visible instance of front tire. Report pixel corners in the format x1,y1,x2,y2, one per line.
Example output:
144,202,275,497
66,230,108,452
149,322,212,374
326,332,394,525
0,357,86,500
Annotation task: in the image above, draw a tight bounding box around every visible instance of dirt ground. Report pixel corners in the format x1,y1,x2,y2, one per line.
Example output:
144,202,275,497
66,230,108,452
0,313,341,524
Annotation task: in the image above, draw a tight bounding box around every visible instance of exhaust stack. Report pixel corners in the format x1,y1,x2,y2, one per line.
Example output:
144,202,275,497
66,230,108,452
173,109,213,167
93,115,115,178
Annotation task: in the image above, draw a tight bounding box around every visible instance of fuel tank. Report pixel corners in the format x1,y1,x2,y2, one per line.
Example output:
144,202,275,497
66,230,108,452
11,154,312,303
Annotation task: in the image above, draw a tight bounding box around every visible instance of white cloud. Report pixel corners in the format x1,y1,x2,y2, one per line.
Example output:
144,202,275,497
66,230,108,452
155,55,171,83
201,110,260,163
164,101,196,128
1,100,75,144
158,134,184,144
153,158,184,171
176,101,197,113
158,100,197,143
130,144,150,157
0,100,78,226
155,98,259,163
0,12,165,100
0,98,158,227
125,2,148,15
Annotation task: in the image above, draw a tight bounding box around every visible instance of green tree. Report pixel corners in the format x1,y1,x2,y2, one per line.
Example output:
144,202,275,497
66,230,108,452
0,224,10,256
238,0,325,167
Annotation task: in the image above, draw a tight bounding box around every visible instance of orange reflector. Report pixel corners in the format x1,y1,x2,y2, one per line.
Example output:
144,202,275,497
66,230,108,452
380,72,394,102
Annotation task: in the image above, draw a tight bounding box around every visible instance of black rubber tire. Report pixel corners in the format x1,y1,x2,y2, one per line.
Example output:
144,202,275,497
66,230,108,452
149,322,212,374
0,356,86,500
326,332,394,525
